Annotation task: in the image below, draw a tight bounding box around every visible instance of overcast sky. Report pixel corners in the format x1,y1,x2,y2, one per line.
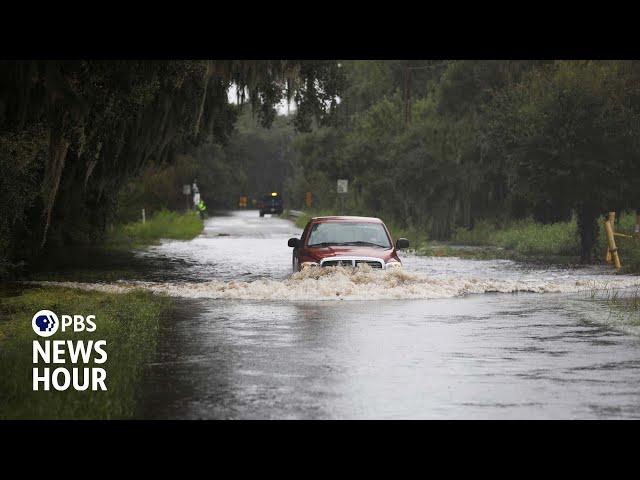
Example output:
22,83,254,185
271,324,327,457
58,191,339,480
227,84,296,116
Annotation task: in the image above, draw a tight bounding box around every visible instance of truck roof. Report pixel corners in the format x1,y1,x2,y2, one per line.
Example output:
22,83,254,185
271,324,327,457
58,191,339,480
311,216,383,223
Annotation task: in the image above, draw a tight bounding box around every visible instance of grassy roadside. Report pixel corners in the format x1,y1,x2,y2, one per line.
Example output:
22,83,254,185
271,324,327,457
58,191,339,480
107,209,204,247
0,286,171,419
452,215,640,272
448,219,582,264
453,219,580,256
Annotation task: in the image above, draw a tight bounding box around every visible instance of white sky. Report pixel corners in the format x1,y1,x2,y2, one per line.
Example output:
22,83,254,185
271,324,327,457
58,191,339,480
227,84,296,116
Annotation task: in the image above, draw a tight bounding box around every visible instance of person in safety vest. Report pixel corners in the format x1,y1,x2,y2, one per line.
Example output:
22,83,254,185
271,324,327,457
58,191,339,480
197,199,207,219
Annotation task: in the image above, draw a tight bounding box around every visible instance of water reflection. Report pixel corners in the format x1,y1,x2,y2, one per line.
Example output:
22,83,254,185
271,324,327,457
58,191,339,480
139,293,640,419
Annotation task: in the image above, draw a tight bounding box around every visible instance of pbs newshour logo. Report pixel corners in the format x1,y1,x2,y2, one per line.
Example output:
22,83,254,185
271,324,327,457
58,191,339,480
31,309,108,392
32,310,60,337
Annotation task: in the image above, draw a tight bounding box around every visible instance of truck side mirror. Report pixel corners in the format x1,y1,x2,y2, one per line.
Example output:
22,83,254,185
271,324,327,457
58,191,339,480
396,238,410,249
288,238,301,248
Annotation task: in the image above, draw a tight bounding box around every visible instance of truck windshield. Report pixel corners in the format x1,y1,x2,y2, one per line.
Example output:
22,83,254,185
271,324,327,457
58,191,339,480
307,222,391,248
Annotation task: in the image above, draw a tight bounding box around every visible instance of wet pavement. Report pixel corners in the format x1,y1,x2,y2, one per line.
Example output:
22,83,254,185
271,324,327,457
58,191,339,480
131,211,640,418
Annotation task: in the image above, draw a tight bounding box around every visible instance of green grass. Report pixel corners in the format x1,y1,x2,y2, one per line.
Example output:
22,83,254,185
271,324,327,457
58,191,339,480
587,285,640,327
453,219,581,257
108,209,203,246
0,286,170,419
451,214,640,271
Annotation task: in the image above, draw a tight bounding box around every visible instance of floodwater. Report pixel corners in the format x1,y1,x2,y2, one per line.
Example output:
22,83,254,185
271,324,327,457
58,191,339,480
47,211,640,418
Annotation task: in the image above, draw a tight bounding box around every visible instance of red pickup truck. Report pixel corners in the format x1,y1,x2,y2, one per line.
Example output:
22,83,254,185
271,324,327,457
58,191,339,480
287,216,409,272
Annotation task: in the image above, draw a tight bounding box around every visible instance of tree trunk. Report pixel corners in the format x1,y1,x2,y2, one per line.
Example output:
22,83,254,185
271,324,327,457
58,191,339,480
41,131,70,248
576,204,599,263
193,63,211,138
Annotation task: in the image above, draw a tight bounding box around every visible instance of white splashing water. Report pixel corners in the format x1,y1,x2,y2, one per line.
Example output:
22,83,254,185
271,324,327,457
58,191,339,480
29,265,640,301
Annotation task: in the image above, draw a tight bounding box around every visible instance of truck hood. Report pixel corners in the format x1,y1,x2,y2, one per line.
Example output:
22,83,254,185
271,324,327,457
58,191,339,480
304,246,396,263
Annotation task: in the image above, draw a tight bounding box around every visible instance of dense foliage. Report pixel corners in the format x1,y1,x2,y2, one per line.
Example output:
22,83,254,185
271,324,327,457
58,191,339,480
283,60,640,261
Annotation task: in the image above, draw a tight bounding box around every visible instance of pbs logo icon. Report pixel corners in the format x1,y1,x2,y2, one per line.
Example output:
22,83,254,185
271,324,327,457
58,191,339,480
32,310,59,337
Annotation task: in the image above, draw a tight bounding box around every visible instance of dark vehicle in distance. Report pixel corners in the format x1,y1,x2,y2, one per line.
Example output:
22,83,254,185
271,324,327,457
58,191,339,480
287,215,409,272
259,192,283,217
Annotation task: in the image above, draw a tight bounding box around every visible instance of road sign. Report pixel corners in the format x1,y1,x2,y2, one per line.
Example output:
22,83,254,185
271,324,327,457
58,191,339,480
182,185,191,195
337,179,348,194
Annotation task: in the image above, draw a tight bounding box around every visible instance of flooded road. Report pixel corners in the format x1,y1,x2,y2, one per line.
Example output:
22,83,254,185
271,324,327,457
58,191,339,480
78,211,640,418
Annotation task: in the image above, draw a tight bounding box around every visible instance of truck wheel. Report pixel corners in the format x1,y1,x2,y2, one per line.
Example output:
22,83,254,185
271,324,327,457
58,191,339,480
259,211,264,217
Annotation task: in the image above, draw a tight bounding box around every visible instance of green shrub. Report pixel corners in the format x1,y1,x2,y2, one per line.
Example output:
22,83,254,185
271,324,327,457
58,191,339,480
453,218,580,257
452,221,496,246
109,209,203,245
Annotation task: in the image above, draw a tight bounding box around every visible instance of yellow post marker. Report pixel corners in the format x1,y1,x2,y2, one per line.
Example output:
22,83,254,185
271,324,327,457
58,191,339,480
604,216,622,270
635,211,640,237
605,212,615,263
305,191,313,208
